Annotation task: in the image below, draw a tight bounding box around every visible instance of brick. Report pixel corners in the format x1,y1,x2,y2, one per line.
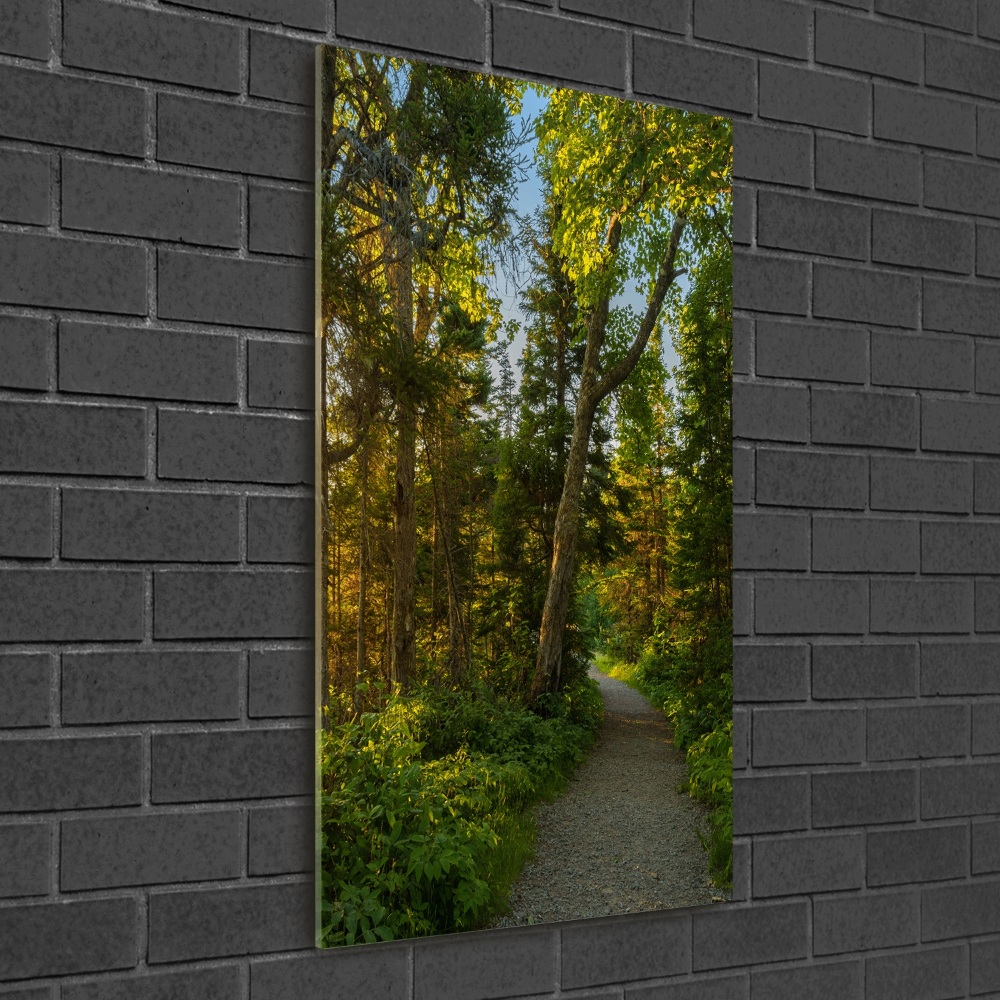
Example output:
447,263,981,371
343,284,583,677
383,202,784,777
0,147,50,225
756,320,867,384
0,0,49,58
251,947,409,1000
871,456,971,513
922,641,1000,694
733,708,748,770
733,188,752,246
979,341,1000,394
815,8,922,82
977,578,1000,631
813,767,917,827
633,35,755,115
811,388,917,450
733,445,753,504
494,7,624,91
868,704,969,760
0,400,145,476
63,157,240,247
734,315,752,371
754,707,864,765
149,881,312,962
734,575,751,636
875,0,974,32
922,761,1000,818
813,516,918,573
972,938,1000,996
925,155,1000,218
248,496,312,564
0,569,143,642
152,728,312,802
694,0,808,58
871,579,973,634
974,819,1000,873
751,961,863,1000
868,824,969,886
62,650,240,724
816,136,920,204
249,184,313,257
924,278,1000,336
0,824,49,897
154,569,312,639
0,314,51,390
62,811,240,890
249,32,313,106
813,642,918,699
974,702,1000,754
64,0,239,92
338,0,482,60
982,106,1000,160
249,804,313,875
756,577,866,634
927,34,1000,100
0,653,52,728
977,461,1000,512
874,83,975,154
0,736,140,812
923,880,1000,941
923,522,1000,574
760,62,868,135
63,966,241,1000
0,897,137,979
733,252,808,315
865,944,967,1000
923,397,1000,453
756,448,867,509
59,321,239,403
691,901,808,970
249,340,313,410
733,122,811,187
627,976,746,1000
159,249,311,332
732,382,807,442
62,488,240,562
813,890,919,955
873,210,974,275
753,832,863,896
872,331,972,391
562,911,689,988
562,0,687,32
0,64,144,155
758,191,868,261
163,0,325,30
733,643,808,702
0,485,52,558
0,231,146,315
414,927,558,1000
249,648,312,718
158,410,312,484
983,1,1000,39
813,263,919,328
158,94,311,182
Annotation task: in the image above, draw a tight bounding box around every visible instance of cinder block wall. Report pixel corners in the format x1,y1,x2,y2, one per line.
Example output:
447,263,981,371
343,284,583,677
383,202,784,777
1,0,998,996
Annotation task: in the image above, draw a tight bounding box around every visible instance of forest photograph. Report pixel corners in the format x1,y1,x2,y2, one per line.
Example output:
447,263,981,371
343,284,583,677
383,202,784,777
317,44,733,946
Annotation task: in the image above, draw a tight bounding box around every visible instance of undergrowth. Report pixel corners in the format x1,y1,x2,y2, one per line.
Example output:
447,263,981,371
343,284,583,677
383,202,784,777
319,677,603,946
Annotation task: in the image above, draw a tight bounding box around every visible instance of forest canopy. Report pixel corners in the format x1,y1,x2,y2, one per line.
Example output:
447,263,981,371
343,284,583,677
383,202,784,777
318,46,733,944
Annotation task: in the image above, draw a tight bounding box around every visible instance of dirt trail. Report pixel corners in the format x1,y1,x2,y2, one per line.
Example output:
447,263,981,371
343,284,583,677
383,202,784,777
496,664,721,925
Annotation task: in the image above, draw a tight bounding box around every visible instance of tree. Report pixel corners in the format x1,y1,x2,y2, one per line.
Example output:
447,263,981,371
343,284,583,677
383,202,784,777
320,49,524,691
527,92,731,704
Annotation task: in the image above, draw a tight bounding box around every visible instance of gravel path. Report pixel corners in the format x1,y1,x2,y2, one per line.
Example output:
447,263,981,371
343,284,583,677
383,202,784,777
495,665,723,925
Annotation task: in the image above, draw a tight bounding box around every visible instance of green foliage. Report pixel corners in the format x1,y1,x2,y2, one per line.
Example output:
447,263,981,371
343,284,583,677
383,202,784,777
319,679,601,946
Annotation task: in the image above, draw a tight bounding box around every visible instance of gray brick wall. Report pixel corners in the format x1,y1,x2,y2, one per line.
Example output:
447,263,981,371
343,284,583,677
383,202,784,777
2,0,999,996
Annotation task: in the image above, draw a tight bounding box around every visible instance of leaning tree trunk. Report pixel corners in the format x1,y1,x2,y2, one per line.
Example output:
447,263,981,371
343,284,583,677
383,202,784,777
528,214,687,706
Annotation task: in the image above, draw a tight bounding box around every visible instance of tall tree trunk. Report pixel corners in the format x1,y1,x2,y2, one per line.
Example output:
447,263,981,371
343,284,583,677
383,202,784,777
355,442,369,709
529,215,686,706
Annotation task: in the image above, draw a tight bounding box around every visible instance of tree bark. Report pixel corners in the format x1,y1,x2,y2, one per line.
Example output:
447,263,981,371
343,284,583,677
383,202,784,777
529,214,687,705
